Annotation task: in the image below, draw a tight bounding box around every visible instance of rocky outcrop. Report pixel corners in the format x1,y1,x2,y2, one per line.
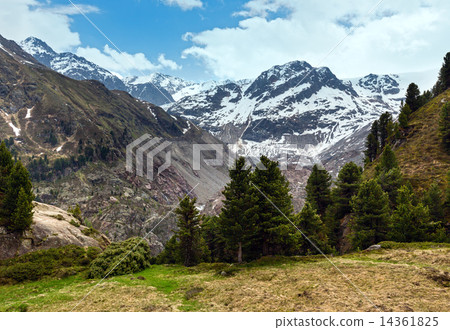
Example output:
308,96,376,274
0,202,110,260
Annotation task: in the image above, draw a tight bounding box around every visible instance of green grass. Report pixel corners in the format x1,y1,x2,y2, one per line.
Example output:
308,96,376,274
0,242,449,312
0,275,86,312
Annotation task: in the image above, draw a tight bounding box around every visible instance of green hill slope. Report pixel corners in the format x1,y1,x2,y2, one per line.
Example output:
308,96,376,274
365,89,450,193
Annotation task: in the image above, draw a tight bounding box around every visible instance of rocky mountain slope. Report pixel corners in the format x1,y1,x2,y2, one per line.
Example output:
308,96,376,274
0,35,230,248
19,37,173,105
0,202,109,260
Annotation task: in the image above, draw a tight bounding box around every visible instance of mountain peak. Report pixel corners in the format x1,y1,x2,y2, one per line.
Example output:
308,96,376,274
20,37,56,56
20,37,57,67
356,73,400,95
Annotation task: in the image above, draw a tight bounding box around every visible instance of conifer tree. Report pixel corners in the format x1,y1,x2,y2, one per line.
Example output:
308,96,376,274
376,145,403,206
305,164,332,216
350,179,390,249
3,161,34,215
175,196,203,267
333,162,362,219
379,145,398,172
371,120,379,144
219,157,257,263
9,188,34,232
365,133,378,162
1,158,34,232
202,215,228,262
419,90,432,106
251,156,299,257
297,202,328,254
398,103,411,129
446,171,450,219
439,103,450,152
378,167,404,207
422,183,444,223
0,141,14,196
379,112,393,149
398,112,408,129
156,236,181,264
390,185,428,242
405,83,421,112
432,52,450,96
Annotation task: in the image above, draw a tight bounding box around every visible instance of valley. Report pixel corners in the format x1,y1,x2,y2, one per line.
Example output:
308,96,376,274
0,28,449,315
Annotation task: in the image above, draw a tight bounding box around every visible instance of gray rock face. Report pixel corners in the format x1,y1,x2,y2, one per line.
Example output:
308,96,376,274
0,202,110,260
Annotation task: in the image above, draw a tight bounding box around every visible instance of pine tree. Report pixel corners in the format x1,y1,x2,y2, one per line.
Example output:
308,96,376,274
419,90,432,106
9,188,34,232
202,215,228,262
376,145,403,206
350,179,390,250
251,155,299,257
390,185,428,242
446,171,450,220
156,236,181,264
379,112,393,149
219,157,257,263
439,103,450,152
398,112,408,129
378,167,404,207
365,133,379,162
371,120,379,144
432,52,450,96
296,202,328,254
305,164,332,216
2,161,34,232
379,145,398,172
333,162,362,219
175,196,203,267
398,103,412,129
0,142,14,224
422,183,444,223
405,83,421,112
0,141,14,194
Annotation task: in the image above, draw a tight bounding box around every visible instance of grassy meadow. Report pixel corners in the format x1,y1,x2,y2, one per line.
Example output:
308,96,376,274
0,242,449,312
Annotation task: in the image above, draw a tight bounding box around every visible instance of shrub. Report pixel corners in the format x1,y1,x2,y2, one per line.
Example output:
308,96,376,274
88,237,151,278
69,219,80,227
0,245,101,283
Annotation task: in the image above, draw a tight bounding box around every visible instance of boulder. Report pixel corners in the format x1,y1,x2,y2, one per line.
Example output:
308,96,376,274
0,202,109,260
366,244,382,251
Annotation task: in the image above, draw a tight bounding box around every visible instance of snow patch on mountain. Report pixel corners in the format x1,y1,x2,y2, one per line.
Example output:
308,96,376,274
9,123,20,136
167,61,437,165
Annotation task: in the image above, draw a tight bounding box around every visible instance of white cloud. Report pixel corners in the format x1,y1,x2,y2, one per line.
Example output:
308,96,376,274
0,0,99,52
162,0,203,11
76,45,181,76
182,0,450,79
158,54,182,70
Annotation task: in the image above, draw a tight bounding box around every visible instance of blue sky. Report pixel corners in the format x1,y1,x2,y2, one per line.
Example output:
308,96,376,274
1,0,449,82
63,0,248,80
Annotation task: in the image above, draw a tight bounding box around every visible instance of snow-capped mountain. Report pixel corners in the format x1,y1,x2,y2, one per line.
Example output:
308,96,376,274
124,73,244,103
20,37,126,90
18,37,438,169
19,37,173,105
167,61,437,167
